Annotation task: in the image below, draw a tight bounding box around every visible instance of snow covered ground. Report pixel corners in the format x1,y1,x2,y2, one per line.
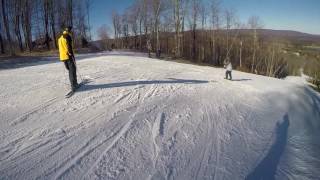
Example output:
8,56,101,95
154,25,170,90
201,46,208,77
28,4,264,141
0,51,319,180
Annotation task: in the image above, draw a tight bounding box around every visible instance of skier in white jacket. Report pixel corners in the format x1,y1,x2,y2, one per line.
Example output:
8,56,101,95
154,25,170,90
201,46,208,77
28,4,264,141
224,58,232,80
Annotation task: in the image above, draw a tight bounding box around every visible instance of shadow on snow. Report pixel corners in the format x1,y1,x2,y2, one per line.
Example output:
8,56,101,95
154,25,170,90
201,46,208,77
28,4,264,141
78,78,209,92
231,79,252,81
245,114,290,180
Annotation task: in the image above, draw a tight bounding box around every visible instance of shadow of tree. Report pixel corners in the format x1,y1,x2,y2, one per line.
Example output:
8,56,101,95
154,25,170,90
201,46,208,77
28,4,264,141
245,114,290,180
78,78,209,92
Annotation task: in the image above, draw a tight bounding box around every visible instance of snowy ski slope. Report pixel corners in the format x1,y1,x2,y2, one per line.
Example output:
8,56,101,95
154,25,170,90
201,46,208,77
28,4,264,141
0,51,319,180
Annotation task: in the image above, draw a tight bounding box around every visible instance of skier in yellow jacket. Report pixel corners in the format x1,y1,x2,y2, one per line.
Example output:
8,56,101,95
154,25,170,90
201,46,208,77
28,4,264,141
58,26,78,91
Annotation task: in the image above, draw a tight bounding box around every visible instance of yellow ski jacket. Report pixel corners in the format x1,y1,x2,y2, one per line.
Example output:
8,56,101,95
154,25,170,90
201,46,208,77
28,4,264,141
58,35,69,61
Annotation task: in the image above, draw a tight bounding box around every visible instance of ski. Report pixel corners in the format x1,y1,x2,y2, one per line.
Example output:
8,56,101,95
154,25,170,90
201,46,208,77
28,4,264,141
65,79,90,98
65,84,81,98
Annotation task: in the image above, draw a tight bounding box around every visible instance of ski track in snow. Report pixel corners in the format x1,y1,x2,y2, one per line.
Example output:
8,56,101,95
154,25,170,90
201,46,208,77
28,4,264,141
10,97,59,126
82,107,138,178
0,51,320,180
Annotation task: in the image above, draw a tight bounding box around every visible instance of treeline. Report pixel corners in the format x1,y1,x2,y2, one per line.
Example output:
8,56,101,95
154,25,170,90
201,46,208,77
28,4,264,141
0,0,91,55
301,48,320,89
101,0,319,79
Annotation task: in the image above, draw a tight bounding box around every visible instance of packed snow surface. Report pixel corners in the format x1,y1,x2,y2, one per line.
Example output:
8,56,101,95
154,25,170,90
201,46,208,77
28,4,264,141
0,51,319,180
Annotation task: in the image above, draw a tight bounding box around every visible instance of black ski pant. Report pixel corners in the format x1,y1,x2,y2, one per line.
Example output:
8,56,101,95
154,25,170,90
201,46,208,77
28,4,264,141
148,50,151,58
226,70,232,80
64,58,78,90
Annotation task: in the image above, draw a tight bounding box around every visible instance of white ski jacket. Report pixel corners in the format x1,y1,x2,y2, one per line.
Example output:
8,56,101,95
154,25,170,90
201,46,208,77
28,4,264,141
225,62,232,71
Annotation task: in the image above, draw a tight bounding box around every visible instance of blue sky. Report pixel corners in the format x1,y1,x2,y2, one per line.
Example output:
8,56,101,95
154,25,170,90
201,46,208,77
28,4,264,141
89,0,320,39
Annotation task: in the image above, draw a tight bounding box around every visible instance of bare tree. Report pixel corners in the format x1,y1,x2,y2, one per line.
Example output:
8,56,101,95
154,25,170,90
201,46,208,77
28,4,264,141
152,0,162,58
264,41,285,77
0,22,4,54
171,0,188,58
143,0,150,40
97,25,110,40
74,2,89,47
134,0,144,50
210,0,220,64
121,12,130,48
239,40,242,67
199,1,207,61
97,24,110,49
173,0,182,57
128,5,139,49
48,0,57,48
85,0,92,40
1,0,14,55
0,0,93,54
180,0,188,56
135,0,145,50
159,3,174,55
112,11,118,40
56,0,65,28
189,0,200,60
11,0,24,51
21,0,33,52
33,0,43,41
224,8,235,56
66,0,73,27
248,15,263,73
112,11,122,48
43,0,51,50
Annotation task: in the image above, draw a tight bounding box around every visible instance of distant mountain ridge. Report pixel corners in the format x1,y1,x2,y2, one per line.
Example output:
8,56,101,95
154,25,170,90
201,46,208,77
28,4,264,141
93,29,320,45
233,29,320,44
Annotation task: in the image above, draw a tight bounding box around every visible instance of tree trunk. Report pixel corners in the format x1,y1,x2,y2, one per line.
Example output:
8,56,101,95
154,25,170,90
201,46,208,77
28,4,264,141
0,13,3,53
239,40,242,68
174,0,181,58
181,16,184,56
217,45,221,65
251,29,257,73
139,17,142,51
192,28,196,61
153,0,161,58
67,0,73,27
14,19,23,52
134,34,137,49
269,44,275,76
49,0,57,48
0,31,4,54
85,0,92,40
44,0,50,50
1,0,14,55
13,0,23,52
191,0,198,61
211,30,215,64
252,48,256,73
156,25,160,57
21,0,32,52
